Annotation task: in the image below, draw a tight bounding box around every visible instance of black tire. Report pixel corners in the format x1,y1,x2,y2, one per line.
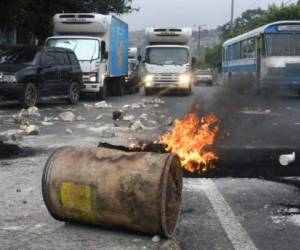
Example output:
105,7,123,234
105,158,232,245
96,83,107,100
182,88,191,96
145,88,154,96
19,83,38,108
67,81,80,104
113,78,124,96
134,86,140,93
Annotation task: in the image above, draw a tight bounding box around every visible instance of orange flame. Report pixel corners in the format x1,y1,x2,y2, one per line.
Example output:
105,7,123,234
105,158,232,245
160,113,219,173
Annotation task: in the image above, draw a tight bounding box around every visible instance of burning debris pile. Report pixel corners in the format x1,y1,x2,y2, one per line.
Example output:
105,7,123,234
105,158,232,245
160,113,219,173
129,113,219,174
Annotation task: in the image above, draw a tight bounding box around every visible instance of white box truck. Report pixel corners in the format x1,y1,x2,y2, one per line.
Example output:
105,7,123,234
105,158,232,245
143,28,194,95
46,13,128,98
126,47,141,93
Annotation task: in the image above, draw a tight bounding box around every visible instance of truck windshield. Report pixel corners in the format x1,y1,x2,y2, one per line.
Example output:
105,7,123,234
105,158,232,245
145,47,189,65
47,38,99,61
266,34,300,56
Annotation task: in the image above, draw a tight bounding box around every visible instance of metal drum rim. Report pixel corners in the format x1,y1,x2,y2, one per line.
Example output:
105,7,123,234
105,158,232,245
160,153,182,238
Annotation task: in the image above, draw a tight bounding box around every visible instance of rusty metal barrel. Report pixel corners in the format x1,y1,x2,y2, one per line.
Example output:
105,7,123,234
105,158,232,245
42,147,183,237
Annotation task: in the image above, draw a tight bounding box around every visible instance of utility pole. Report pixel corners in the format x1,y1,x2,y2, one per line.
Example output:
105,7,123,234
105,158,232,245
198,25,201,57
230,0,235,31
193,25,206,58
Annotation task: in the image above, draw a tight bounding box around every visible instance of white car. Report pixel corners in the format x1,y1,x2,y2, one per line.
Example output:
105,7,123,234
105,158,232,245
194,69,213,86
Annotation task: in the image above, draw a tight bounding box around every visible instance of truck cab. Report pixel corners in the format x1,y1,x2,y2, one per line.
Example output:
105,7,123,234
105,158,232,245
46,13,128,98
143,28,193,95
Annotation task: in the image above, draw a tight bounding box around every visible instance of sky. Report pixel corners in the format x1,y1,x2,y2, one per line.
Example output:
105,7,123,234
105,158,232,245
122,0,299,31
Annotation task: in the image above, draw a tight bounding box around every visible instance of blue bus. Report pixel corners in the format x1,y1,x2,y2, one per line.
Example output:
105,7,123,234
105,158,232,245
222,21,300,93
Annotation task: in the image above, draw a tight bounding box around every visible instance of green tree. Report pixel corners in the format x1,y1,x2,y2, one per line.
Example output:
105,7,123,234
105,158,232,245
205,3,300,68
204,44,222,70
0,0,25,29
221,8,266,41
0,0,137,44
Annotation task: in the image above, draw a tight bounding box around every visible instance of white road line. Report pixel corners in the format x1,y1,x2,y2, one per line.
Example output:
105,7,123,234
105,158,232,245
185,179,258,250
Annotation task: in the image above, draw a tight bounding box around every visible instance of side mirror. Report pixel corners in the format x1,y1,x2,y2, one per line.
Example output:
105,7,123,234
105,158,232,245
137,55,142,63
103,51,109,60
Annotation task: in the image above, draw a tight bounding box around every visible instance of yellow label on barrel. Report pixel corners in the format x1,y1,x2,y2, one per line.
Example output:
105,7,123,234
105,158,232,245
60,182,97,223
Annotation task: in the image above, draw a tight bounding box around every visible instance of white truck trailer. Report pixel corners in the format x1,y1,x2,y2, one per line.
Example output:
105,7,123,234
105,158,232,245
143,28,193,95
46,13,128,98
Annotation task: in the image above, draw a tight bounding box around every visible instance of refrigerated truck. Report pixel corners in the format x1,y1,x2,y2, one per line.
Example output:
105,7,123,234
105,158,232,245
46,13,128,98
143,28,193,95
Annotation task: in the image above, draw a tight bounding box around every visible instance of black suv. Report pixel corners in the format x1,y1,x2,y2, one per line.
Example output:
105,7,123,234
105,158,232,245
0,47,83,107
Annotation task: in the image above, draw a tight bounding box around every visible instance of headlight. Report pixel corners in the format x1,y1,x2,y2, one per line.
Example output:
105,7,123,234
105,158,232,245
179,74,191,85
3,75,17,83
144,74,154,86
89,73,97,82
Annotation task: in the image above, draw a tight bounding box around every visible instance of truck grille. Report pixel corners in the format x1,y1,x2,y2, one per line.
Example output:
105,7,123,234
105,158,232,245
153,73,180,86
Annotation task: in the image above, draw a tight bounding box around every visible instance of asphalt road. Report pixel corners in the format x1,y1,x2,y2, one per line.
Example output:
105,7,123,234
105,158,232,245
0,85,300,250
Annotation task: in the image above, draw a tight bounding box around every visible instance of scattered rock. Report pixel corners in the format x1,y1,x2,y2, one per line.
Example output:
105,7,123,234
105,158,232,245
154,98,165,105
122,104,131,109
123,115,135,122
41,121,54,126
153,104,160,108
27,106,40,117
114,120,132,128
66,128,73,135
131,120,144,131
279,152,296,166
16,188,21,193
131,103,141,109
13,112,29,125
96,115,103,120
83,103,94,110
59,111,75,122
139,113,148,120
113,111,124,120
240,109,273,115
24,125,40,135
44,117,59,122
22,200,27,204
94,101,112,108
11,132,24,142
100,131,115,138
151,235,160,243
141,120,157,127
76,115,86,121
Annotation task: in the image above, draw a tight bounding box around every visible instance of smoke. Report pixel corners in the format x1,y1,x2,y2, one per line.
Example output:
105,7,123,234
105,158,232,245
190,83,300,149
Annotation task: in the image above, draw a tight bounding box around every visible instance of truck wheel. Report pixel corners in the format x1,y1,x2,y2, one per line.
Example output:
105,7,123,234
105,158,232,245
114,78,124,96
67,81,80,104
96,83,107,100
145,88,153,96
19,83,38,108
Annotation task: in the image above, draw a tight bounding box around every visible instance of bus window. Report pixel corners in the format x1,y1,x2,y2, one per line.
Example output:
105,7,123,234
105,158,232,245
227,43,240,61
294,34,300,55
266,34,294,56
248,38,255,58
241,40,248,58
